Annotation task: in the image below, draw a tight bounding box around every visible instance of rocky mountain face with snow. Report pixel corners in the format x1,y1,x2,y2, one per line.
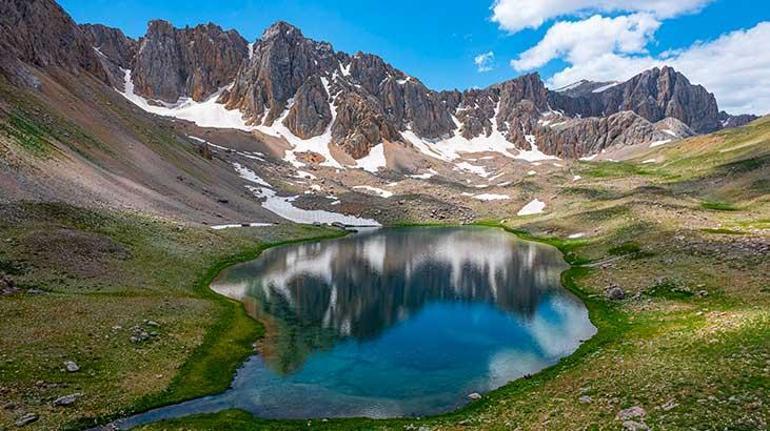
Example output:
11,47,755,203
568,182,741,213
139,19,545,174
130,20,249,103
549,67,723,134
0,0,758,164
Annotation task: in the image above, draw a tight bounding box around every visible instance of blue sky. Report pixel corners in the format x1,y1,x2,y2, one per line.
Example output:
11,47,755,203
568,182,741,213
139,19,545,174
60,0,770,113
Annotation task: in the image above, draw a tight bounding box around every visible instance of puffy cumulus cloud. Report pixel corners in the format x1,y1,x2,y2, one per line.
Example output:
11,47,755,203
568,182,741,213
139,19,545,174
474,51,495,72
529,21,770,115
491,0,712,33
511,14,660,71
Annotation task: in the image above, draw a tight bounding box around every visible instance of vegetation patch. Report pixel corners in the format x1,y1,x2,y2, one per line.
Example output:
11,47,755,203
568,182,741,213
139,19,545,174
583,161,652,178
0,111,52,155
644,278,695,299
701,228,747,235
701,200,739,211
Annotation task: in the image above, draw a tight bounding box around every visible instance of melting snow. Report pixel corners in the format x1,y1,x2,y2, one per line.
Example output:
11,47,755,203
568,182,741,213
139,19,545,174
661,129,678,137
119,70,252,131
454,162,491,178
352,185,393,198
517,199,546,216
256,78,344,169
573,175,582,181
233,163,380,226
354,143,387,173
516,135,559,162
408,169,437,180
649,139,672,148
579,154,598,161
211,223,274,230
592,82,619,93
474,194,510,201
642,159,657,164
568,232,586,239
402,101,557,163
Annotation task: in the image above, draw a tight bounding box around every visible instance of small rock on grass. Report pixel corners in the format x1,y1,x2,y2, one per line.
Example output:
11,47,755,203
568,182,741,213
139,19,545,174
64,360,79,373
53,393,81,407
617,406,646,420
579,395,593,404
661,400,678,411
15,413,38,427
467,392,482,401
622,421,649,431
606,285,626,301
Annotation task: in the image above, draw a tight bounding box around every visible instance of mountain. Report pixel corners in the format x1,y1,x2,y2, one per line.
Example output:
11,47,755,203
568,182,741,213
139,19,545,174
0,0,762,226
76,19,754,162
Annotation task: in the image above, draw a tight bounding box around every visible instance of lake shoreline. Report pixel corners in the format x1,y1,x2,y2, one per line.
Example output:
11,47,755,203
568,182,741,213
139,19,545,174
103,223,616,430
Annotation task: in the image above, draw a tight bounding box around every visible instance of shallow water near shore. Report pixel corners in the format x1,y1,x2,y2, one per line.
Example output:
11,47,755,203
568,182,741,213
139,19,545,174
116,227,595,428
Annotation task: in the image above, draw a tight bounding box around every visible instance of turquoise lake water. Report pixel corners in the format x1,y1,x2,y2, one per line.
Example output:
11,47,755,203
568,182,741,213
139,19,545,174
116,227,595,427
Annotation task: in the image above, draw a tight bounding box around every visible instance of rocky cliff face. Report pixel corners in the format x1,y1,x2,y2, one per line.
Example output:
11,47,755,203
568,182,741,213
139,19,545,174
0,0,108,85
719,111,760,129
132,20,248,103
80,24,137,90
549,67,721,134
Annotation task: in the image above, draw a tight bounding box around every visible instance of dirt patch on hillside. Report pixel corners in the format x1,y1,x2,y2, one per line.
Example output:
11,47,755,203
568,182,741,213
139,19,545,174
17,228,131,278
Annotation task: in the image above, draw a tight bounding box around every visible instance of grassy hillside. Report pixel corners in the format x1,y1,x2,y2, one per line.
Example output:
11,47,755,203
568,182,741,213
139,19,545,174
0,203,342,429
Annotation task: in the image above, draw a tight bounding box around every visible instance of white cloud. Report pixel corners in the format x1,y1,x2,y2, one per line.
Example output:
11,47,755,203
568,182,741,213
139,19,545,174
511,14,660,71
491,0,712,33
518,20,770,115
474,51,495,72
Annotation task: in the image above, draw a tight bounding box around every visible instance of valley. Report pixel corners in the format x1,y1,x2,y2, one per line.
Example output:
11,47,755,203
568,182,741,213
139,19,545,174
0,1,768,430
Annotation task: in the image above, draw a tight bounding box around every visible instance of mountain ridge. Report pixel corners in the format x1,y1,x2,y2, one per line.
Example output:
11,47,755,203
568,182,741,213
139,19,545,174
0,0,761,166
94,18,756,161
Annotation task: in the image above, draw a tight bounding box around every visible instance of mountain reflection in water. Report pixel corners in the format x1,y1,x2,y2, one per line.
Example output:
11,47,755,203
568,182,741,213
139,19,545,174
213,227,575,373
115,227,595,427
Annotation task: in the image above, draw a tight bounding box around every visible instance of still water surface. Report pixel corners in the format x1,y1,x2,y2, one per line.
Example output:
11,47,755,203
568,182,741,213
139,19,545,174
117,227,595,427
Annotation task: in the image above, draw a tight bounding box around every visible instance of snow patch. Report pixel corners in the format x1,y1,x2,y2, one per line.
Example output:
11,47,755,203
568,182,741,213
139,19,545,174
233,163,379,226
454,162,491,178
119,70,252,131
517,199,546,216
474,194,510,201
661,129,678,137
568,232,586,239
408,169,437,180
352,185,393,198
649,139,672,148
592,82,619,93
354,143,387,173
211,223,274,230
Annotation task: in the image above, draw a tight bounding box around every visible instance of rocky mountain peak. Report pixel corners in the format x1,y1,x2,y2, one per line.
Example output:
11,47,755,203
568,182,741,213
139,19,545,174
131,20,248,103
41,12,752,162
261,20,304,40
550,65,721,134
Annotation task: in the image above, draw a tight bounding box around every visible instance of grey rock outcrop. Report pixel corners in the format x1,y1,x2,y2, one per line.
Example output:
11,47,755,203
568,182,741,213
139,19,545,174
718,111,760,129
80,23,137,89
282,75,333,139
132,20,248,103
549,67,721,134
